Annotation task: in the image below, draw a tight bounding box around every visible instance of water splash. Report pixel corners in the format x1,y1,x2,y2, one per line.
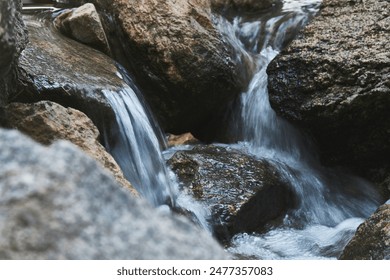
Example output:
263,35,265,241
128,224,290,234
218,0,382,259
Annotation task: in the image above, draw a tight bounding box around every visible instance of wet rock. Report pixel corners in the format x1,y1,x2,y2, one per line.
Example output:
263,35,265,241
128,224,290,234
3,101,137,196
339,203,390,260
89,0,243,135
0,128,228,259
54,3,110,54
168,145,294,241
267,0,390,172
0,0,28,106
211,0,277,13
167,132,200,147
14,12,129,132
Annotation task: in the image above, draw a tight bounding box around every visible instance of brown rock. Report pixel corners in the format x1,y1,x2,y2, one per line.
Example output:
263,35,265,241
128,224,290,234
4,101,137,196
167,132,199,147
339,203,390,260
89,0,243,135
54,3,111,54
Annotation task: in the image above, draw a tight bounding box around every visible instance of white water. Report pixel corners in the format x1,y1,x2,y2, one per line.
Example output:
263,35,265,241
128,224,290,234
102,70,211,230
217,0,382,259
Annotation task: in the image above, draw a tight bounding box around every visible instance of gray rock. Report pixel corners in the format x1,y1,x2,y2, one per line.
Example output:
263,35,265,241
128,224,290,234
54,3,110,54
168,145,294,241
0,128,228,259
339,203,390,260
0,0,28,106
267,0,390,172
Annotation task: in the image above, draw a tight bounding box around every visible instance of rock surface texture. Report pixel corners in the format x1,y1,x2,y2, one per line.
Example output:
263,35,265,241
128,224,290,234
90,0,243,135
15,12,129,130
168,145,294,240
0,129,228,259
267,0,390,172
54,3,110,54
211,0,277,13
339,203,390,260
0,0,28,106
3,101,137,195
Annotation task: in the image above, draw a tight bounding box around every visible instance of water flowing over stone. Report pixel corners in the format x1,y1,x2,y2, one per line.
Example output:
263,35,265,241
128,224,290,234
15,10,176,207
217,0,382,259
102,83,177,207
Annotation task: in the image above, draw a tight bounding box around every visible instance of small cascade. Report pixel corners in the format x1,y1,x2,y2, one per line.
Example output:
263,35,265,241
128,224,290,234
217,0,382,259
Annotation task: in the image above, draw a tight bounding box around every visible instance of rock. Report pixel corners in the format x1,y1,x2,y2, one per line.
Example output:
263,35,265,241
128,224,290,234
211,0,277,13
14,12,129,133
89,0,243,135
3,101,137,196
0,0,28,106
0,128,228,259
168,145,294,241
54,3,110,54
167,132,200,147
339,203,390,260
267,0,390,172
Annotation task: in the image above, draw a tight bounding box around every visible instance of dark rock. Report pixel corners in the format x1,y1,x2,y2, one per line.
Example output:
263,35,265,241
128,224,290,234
267,0,390,172
168,145,294,241
0,128,228,259
3,101,137,195
211,0,277,13
89,0,244,135
339,203,390,260
13,11,128,132
54,3,111,54
0,0,28,107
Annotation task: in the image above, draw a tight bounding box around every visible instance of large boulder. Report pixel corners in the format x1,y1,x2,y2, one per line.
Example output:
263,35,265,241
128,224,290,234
89,0,243,135
339,202,390,260
0,128,228,259
2,101,137,195
168,145,294,241
0,0,28,106
267,0,390,172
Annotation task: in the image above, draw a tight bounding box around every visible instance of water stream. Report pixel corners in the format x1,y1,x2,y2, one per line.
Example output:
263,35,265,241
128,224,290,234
22,0,383,259
217,0,382,259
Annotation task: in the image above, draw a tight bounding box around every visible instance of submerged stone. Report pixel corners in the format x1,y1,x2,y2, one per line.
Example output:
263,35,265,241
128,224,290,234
168,145,295,241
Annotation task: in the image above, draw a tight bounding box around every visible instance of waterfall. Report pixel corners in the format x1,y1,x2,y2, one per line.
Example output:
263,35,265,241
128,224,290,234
217,0,382,259
102,81,177,207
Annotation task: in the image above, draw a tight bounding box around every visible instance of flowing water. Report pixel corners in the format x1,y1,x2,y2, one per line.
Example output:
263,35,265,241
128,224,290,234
216,0,382,259
23,0,383,259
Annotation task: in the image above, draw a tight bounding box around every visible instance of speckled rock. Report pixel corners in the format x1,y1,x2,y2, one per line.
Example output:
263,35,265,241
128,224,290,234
339,203,390,260
3,101,137,195
211,0,277,13
0,129,228,259
268,0,390,171
54,3,110,54
168,145,294,241
0,0,28,106
88,0,243,135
